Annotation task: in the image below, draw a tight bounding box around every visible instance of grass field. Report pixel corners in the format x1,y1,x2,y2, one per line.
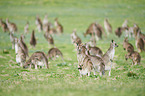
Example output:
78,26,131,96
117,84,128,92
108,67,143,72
0,0,145,96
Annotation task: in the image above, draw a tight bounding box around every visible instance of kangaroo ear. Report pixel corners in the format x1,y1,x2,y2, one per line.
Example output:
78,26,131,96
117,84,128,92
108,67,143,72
111,40,114,43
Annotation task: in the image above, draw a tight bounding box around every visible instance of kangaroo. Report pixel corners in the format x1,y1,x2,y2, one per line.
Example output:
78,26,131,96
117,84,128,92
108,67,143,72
44,33,54,46
47,48,64,62
102,40,118,76
14,38,19,54
19,35,29,57
123,37,134,52
71,29,82,45
6,18,17,34
85,43,103,57
30,30,37,48
24,21,29,34
125,51,141,65
35,15,43,32
54,18,63,34
23,51,49,69
77,44,105,77
93,23,102,41
135,32,145,52
115,27,122,38
10,32,16,49
43,14,49,32
84,23,94,37
16,43,26,67
0,19,9,32
104,18,112,35
122,19,128,29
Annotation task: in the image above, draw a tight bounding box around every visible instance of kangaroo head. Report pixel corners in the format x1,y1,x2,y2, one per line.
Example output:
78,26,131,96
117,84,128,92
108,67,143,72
78,64,83,70
23,62,30,69
111,40,118,48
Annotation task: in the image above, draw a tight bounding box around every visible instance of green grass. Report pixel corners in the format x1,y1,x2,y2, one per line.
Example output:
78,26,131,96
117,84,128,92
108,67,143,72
0,0,145,96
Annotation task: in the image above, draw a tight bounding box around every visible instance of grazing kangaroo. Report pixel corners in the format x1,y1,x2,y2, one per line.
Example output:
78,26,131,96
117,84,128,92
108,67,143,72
44,33,54,46
71,29,82,45
115,27,122,38
6,18,17,33
24,21,29,34
23,51,49,69
135,32,145,52
47,48,64,62
123,37,134,52
54,18,63,34
104,18,112,35
125,51,141,65
84,23,94,37
19,35,29,57
102,40,118,76
30,30,37,48
16,43,26,67
35,15,43,32
77,44,105,77
0,19,9,32
85,43,103,57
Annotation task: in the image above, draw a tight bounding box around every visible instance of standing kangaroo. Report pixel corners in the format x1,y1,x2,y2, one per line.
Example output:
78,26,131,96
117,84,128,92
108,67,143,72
0,19,9,32
102,40,118,76
54,18,63,34
6,18,17,34
104,18,112,35
30,30,37,48
23,51,49,69
135,32,145,52
71,29,82,46
44,33,54,46
24,21,29,34
35,15,43,32
115,27,122,38
19,35,29,57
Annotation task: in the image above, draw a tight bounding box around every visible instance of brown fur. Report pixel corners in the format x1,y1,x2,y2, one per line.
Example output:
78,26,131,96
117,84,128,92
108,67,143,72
115,27,122,38
54,18,63,34
77,44,105,77
104,18,112,35
125,51,141,65
102,40,118,76
19,35,29,57
24,21,29,34
123,37,134,52
0,19,9,32
6,18,17,33
23,51,49,69
44,33,54,46
30,30,37,47
71,29,82,45
47,48,64,62
35,15,43,32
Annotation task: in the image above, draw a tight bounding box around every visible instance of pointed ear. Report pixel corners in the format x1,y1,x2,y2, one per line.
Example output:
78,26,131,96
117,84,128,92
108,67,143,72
111,40,114,43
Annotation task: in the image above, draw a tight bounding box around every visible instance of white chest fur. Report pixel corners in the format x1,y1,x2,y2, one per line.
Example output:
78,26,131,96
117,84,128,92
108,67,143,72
109,48,115,60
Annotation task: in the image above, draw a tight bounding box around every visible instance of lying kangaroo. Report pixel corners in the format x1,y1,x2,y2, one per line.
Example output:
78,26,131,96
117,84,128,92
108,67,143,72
123,37,134,52
23,51,49,69
47,48,64,62
54,18,63,34
102,40,118,76
104,18,112,35
30,30,37,48
19,35,29,57
35,15,43,32
135,32,145,52
16,43,26,67
77,44,105,77
125,51,141,65
6,18,17,34
24,21,29,34
0,19,9,32
85,43,103,57
115,27,122,38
